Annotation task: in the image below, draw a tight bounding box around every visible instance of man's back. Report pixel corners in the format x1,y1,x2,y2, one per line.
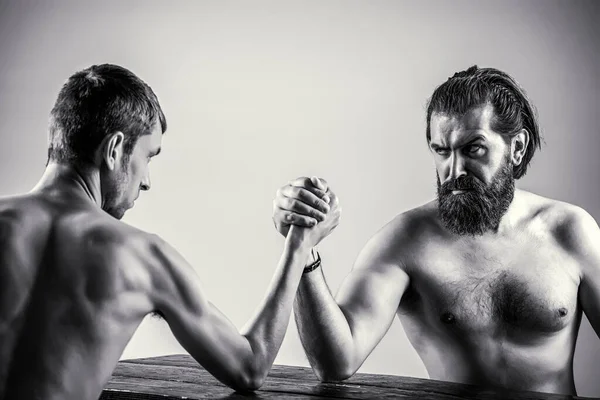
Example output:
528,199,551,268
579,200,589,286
0,63,344,399
0,191,153,400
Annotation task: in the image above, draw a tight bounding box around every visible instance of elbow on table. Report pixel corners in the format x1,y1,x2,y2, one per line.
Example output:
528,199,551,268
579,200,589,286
313,363,356,383
230,365,267,392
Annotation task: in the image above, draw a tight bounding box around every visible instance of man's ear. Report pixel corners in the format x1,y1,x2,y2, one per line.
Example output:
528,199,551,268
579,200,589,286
511,129,529,166
102,132,125,171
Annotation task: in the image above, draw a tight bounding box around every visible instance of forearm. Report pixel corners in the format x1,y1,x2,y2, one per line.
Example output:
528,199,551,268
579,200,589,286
294,262,357,381
238,230,312,386
154,230,318,392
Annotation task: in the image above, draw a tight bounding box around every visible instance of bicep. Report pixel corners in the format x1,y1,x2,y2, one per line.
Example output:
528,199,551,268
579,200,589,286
335,247,410,361
567,209,600,338
578,224,600,338
581,269,600,338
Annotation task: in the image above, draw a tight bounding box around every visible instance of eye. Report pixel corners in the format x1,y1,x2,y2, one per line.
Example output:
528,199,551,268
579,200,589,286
465,144,485,156
434,148,450,156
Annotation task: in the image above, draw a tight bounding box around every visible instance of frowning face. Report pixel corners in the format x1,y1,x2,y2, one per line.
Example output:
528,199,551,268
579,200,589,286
429,104,515,235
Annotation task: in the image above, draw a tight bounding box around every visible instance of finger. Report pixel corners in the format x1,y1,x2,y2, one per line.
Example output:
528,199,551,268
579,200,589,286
289,177,329,200
310,176,328,192
316,177,328,190
280,196,327,221
275,189,327,219
326,191,340,208
274,207,317,227
281,186,330,213
290,176,312,188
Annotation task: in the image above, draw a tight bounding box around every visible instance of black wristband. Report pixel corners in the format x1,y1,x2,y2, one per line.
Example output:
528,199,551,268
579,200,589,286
303,250,321,274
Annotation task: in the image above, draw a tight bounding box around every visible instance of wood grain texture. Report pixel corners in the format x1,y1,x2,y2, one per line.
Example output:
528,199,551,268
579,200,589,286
101,355,592,399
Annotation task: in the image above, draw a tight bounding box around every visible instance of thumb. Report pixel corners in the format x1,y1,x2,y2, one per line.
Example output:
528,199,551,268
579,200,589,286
311,176,327,191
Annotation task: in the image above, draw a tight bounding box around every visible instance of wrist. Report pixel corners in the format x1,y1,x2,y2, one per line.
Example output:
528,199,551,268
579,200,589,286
285,227,313,254
303,249,321,274
305,247,318,265
285,225,313,249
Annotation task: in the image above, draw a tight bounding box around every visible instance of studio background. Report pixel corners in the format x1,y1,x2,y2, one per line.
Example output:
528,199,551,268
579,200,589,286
0,0,598,396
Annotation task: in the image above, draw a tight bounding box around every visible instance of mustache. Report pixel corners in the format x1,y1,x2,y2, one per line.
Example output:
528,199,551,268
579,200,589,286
439,176,485,194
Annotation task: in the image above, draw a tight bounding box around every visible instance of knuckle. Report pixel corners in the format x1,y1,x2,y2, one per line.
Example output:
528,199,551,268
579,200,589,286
289,198,299,209
293,177,309,187
274,211,285,223
301,189,312,201
292,187,302,198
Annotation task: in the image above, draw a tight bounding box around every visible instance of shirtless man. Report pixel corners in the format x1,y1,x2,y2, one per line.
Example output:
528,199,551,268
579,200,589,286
272,66,600,395
0,64,341,400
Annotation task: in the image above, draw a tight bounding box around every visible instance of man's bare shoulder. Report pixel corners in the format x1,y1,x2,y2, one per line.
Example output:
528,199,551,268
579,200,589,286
0,194,52,226
357,200,440,269
51,207,148,253
374,200,440,247
519,190,599,255
0,192,149,246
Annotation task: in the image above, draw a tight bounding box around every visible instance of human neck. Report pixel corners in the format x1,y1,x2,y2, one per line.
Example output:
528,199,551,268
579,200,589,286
31,162,103,208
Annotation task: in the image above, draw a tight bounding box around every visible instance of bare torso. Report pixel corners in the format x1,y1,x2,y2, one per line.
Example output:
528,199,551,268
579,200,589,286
0,191,154,400
392,190,582,394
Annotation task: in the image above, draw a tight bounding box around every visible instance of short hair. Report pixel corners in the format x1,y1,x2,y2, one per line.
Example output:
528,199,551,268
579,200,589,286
425,65,541,179
47,64,167,167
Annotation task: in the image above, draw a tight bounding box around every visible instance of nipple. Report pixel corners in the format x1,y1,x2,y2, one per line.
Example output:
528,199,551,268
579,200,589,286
440,312,456,324
558,308,568,317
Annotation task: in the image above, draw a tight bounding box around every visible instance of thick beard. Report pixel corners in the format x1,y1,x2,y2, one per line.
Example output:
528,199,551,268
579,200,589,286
437,157,515,236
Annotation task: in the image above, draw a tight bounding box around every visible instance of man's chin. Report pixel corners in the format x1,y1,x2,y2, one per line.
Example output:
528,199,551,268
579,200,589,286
104,206,128,220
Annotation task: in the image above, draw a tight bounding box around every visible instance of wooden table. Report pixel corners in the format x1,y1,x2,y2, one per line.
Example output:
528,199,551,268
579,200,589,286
101,355,592,399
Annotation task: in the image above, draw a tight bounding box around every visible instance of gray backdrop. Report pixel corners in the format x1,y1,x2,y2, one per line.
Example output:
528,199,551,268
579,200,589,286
0,0,598,396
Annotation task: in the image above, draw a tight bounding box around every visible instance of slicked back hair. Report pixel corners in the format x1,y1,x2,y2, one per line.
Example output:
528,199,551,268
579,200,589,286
426,66,541,179
48,64,167,167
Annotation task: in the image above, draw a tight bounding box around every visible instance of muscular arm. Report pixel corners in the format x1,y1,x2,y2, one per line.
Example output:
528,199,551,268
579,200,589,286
146,227,315,392
570,208,600,338
294,224,410,381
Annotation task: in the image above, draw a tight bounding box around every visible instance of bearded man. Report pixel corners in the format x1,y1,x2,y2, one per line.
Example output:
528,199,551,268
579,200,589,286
271,66,600,396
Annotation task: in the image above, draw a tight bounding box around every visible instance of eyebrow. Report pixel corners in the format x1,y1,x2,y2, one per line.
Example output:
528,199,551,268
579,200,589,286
430,134,486,150
461,135,486,146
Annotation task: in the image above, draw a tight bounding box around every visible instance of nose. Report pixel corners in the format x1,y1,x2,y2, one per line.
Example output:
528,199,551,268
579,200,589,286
449,152,467,181
140,173,151,191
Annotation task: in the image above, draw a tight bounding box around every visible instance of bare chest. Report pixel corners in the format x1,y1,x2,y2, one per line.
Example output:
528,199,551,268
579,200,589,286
403,238,580,335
